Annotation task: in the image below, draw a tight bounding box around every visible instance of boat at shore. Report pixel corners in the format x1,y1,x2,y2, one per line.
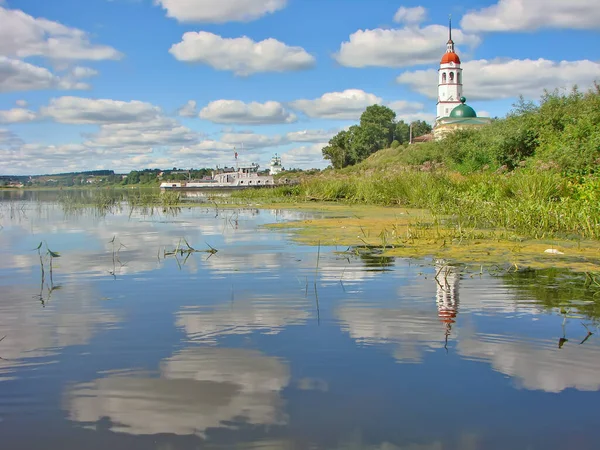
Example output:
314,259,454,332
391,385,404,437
160,163,275,190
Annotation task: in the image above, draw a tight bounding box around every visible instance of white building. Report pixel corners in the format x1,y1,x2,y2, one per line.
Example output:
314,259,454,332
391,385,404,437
433,18,492,140
436,19,463,120
269,154,283,176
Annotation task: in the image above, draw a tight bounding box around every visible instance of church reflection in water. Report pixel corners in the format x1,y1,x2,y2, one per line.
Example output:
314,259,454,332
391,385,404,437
435,262,460,351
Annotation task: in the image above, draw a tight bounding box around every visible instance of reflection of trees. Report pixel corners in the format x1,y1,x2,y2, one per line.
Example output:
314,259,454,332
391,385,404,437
501,268,600,322
358,250,395,271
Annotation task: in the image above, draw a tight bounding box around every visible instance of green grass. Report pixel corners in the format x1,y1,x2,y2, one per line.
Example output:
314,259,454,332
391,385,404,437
232,168,600,240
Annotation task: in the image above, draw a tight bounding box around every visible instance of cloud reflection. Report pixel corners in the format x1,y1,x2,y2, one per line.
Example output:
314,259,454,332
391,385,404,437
65,347,289,437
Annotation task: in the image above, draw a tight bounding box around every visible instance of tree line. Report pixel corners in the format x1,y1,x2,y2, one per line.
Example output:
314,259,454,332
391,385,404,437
322,105,432,169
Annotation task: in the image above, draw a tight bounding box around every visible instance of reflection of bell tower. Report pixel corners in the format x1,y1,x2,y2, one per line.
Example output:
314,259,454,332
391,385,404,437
435,262,460,349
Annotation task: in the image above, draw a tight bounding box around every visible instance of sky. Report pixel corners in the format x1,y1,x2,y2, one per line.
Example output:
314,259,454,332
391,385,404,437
0,0,599,175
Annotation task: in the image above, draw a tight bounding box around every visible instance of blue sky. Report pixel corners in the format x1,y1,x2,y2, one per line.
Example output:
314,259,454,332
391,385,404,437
0,0,599,174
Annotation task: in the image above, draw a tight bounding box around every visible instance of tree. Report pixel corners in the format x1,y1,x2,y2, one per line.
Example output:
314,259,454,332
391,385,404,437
322,129,355,169
360,105,396,146
411,120,433,138
351,123,389,162
395,121,410,144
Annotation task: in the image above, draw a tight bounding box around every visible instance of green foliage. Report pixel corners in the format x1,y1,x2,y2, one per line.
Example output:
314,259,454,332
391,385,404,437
322,104,434,168
392,85,599,174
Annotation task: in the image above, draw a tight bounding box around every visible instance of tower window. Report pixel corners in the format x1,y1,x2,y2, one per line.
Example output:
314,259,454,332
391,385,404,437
449,72,454,82
457,72,461,84
442,72,447,83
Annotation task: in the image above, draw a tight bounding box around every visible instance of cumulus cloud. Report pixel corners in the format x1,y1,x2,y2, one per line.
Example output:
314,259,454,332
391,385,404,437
285,129,338,143
221,131,283,149
0,56,92,92
40,96,161,124
393,6,427,24
0,107,37,123
396,58,600,101
15,99,27,107
334,24,480,68
177,99,197,117
461,0,600,33
200,99,297,124
155,0,287,23
0,6,122,61
88,117,199,151
281,143,327,169
169,31,314,76
289,89,382,120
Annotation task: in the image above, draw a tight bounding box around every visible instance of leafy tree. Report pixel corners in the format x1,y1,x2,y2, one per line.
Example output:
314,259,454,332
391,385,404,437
395,121,410,144
360,105,396,146
322,129,355,169
411,120,433,138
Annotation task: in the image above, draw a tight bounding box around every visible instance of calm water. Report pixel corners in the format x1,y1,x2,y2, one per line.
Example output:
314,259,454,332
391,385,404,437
1,191,599,450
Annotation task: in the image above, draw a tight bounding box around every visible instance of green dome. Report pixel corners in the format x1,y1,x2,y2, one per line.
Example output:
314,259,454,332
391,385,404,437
449,97,477,118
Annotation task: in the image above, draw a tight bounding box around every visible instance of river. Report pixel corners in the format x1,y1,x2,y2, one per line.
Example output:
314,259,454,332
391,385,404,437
0,190,599,449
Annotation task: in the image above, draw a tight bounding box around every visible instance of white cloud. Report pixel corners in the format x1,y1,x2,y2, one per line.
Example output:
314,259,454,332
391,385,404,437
461,0,600,33
0,56,91,92
88,117,199,151
0,107,37,123
387,100,434,123
281,143,327,169
169,31,314,76
40,96,161,124
334,24,480,68
396,58,600,101
200,99,297,124
221,131,283,149
285,129,338,143
290,89,382,120
155,0,287,23
15,99,27,107
0,6,122,61
177,100,197,117
393,6,427,24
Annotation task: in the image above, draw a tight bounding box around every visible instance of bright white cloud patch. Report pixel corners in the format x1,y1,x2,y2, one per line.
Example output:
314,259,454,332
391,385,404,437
0,57,92,92
393,6,427,24
396,58,600,101
285,129,338,143
40,97,161,124
461,0,600,33
221,132,283,149
290,89,382,120
387,100,435,123
0,108,37,123
199,100,297,124
334,24,480,68
177,100,197,117
155,0,287,23
15,99,27,107
0,6,122,61
281,144,327,169
170,32,315,76
88,117,199,151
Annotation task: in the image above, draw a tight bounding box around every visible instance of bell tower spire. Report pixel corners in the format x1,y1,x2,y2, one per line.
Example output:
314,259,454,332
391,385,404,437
446,15,455,53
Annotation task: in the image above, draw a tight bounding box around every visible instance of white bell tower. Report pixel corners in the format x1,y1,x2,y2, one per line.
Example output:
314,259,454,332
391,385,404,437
436,17,463,119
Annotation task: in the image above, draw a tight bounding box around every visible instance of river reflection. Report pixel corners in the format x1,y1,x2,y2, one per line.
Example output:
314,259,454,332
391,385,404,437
0,192,599,449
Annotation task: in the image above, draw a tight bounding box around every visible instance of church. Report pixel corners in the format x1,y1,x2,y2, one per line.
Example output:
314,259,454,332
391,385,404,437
432,19,492,140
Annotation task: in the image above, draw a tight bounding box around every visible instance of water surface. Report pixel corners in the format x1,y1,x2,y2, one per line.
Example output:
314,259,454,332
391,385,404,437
0,191,599,449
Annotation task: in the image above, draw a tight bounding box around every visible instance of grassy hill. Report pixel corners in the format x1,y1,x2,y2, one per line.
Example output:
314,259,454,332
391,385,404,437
239,86,600,240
